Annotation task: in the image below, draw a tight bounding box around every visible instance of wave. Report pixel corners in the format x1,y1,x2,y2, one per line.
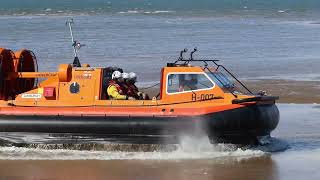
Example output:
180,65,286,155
0,136,265,160
0,0,319,16
118,10,175,15
0,9,177,17
0,146,265,160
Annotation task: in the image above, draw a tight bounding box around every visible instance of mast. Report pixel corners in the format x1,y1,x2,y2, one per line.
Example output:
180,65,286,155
66,19,83,67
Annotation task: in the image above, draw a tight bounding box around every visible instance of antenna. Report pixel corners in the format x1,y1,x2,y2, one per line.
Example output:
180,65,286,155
66,18,84,67
190,47,197,60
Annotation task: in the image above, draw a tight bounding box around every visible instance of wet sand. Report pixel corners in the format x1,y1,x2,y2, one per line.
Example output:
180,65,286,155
245,79,320,104
0,157,276,180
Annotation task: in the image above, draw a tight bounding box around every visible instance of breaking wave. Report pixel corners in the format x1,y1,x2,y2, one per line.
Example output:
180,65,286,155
0,136,265,160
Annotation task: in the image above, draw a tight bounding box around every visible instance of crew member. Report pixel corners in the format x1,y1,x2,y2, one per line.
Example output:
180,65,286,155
121,72,130,95
179,74,197,92
126,72,149,100
107,71,134,100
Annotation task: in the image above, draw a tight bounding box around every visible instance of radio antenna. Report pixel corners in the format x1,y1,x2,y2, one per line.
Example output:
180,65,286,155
66,18,83,67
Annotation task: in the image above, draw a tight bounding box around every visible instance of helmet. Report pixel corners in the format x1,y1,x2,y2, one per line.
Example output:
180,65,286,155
112,71,122,79
122,72,130,79
129,72,137,81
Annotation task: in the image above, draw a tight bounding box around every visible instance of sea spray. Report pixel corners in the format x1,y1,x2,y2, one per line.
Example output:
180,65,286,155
25,143,177,152
1,128,266,160
0,144,265,160
177,135,238,153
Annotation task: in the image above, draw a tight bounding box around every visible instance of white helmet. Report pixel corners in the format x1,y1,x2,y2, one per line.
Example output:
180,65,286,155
129,72,137,81
112,71,122,79
122,72,130,79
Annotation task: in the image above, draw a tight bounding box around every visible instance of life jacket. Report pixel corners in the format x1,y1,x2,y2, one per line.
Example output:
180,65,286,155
119,82,129,95
108,80,124,95
126,83,140,99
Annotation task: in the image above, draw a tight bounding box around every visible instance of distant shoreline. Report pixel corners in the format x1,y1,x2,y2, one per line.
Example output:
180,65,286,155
142,79,320,104
245,79,320,104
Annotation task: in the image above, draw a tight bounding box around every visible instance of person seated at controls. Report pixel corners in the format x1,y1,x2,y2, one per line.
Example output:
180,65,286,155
179,74,197,92
107,71,135,100
125,72,149,100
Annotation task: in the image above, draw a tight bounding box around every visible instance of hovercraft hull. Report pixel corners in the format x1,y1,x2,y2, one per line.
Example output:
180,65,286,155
0,103,279,144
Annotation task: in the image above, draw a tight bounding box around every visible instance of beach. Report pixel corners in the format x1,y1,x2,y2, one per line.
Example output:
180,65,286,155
142,79,320,104
245,79,320,104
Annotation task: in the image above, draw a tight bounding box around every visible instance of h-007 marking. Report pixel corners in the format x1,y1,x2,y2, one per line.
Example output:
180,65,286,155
192,94,214,101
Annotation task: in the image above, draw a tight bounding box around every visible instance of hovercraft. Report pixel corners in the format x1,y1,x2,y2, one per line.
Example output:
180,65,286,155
0,20,279,145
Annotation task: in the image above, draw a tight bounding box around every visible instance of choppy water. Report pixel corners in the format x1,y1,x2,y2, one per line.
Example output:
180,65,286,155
0,142,264,160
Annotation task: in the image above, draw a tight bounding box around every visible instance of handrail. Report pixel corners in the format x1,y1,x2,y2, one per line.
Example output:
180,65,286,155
174,59,220,64
204,66,238,98
212,61,253,94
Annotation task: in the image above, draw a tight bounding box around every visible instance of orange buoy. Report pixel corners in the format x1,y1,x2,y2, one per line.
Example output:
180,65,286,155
13,49,38,94
0,48,15,100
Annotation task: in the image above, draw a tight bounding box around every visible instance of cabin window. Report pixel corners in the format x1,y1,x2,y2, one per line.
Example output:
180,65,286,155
167,73,214,94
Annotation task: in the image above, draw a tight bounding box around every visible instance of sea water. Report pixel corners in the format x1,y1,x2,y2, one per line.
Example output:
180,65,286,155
1,1,320,84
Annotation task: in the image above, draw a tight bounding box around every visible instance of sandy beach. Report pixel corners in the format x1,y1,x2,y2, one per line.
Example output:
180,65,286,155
0,157,276,180
244,79,320,104
143,79,320,104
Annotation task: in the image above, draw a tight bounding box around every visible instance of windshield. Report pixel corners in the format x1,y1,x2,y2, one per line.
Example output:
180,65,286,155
206,72,235,92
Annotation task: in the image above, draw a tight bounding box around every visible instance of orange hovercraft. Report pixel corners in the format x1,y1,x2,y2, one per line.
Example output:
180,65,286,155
0,20,279,145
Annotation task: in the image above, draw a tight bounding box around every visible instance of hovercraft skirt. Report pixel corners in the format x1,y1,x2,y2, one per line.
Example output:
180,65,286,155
0,104,279,143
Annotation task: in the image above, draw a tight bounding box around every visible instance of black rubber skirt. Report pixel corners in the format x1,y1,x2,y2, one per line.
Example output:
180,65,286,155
0,104,279,144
